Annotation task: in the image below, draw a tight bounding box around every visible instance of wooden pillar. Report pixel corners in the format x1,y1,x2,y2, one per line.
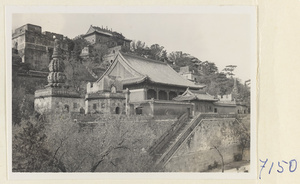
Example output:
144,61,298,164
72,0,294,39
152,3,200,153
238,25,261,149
166,90,170,101
144,88,147,100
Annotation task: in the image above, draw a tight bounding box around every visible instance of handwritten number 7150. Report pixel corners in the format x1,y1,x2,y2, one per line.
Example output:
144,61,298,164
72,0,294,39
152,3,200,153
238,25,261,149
259,159,297,179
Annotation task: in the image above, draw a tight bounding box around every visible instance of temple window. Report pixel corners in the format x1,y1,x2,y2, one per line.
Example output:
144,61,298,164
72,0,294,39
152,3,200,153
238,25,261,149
64,105,69,112
169,91,177,100
147,89,157,100
111,85,116,93
73,103,77,109
158,90,168,100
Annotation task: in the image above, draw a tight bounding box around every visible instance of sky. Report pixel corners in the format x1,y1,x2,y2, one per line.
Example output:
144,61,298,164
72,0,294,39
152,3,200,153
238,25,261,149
12,8,255,82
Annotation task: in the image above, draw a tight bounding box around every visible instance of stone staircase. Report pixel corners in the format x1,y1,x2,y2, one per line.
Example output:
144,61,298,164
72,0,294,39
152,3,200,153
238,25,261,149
149,113,238,170
149,112,190,162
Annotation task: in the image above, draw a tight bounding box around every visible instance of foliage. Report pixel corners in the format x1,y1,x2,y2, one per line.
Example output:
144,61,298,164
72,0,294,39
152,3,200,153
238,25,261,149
12,87,25,126
64,59,96,94
233,117,250,159
128,39,250,102
12,115,53,172
222,65,237,78
148,44,168,62
130,41,168,62
130,40,148,57
12,113,159,172
64,37,109,94
71,35,89,60
86,43,109,64
12,72,46,125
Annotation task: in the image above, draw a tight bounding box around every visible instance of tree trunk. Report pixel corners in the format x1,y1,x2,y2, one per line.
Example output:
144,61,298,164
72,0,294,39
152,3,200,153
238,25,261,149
214,146,224,173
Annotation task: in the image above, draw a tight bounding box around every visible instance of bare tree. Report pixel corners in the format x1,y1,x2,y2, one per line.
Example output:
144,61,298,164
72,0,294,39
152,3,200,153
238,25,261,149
209,139,225,173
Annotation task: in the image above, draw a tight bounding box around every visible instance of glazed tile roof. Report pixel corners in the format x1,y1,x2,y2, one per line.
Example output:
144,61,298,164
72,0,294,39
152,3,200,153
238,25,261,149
120,76,147,85
213,101,237,107
120,53,205,89
84,26,131,41
173,88,218,101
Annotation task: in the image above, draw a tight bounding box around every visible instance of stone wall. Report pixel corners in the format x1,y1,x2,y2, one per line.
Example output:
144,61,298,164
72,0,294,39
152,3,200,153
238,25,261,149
214,105,236,114
12,24,68,71
24,47,51,71
34,97,52,114
129,89,146,102
85,98,126,114
84,34,111,45
51,97,85,113
131,100,193,116
34,96,84,114
164,118,250,172
193,101,215,113
236,105,249,114
153,101,193,116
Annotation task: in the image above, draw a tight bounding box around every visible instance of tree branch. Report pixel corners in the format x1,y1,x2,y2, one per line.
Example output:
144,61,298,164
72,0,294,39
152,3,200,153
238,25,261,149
90,146,114,172
73,157,87,172
213,146,224,173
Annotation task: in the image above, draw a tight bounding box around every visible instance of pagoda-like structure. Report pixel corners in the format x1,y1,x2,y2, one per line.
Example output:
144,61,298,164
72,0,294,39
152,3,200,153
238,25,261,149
34,38,84,114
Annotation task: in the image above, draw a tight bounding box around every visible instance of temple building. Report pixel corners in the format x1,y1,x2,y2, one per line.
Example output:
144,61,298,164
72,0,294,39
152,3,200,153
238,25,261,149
85,52,203,116
34,38,84,114
173,88,218,113
80,25,132,65
213,78,238,114
85,76,127,114
90,52,204,101
179,66,201,83
82,25,131,47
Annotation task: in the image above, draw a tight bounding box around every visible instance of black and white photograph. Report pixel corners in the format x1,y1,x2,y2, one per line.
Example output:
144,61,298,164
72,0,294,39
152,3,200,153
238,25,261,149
7,6,256,178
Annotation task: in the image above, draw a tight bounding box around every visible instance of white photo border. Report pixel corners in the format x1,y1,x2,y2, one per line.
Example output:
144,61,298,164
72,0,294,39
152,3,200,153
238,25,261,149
6,5,257,180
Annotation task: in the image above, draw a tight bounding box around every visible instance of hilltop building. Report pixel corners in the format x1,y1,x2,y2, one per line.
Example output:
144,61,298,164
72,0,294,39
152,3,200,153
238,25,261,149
179,66,201,83
82,25,131,47
80,25,132,65
12,24,68,71
214,78,249,114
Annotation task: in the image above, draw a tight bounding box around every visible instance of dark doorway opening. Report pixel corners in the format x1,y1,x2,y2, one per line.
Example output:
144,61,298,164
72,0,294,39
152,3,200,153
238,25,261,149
187,108,190,117
64,105,69,112
147,89,157,100
169,91,177,100
214,108,217,113
158,90,168,100
115,107,120,114
136,107,142,115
